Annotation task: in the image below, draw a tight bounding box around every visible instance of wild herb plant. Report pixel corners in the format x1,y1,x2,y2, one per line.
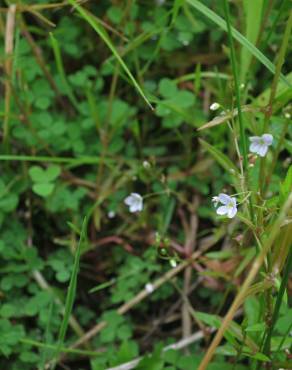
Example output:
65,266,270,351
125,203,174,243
0,1,291,370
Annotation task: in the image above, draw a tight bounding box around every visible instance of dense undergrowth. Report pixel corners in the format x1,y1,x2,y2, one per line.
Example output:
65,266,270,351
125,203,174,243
0,0,291,369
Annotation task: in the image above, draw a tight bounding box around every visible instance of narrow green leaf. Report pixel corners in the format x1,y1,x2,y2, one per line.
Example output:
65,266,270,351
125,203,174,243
199,139,239,175
186,0,290,86
67,0,153,110
20,338,100,357
171,0,184,25
52,217,87,368
49,32,80,111
0,155,113,166
240,0,264,81
161,196,176,235
279,165,292,205
89,279,116,294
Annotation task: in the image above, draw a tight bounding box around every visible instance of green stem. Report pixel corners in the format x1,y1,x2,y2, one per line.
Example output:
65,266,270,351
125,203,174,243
20,338,100,357
223,0,254,222
261,0,287,50
264,118,289,194
223,0,248,169
259,10,292,195
262,245,292,357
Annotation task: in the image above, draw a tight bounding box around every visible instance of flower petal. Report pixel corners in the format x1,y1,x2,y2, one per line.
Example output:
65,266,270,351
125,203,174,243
250,142,261,154
230,197,237,207
262,134,273,146
227,206,237,218
124,193,143,212
129,204,138,213
249,136,260,143
135,201,143,212
257,144,268,157
216,206,228,215
124,196,133,206
218,193,231,205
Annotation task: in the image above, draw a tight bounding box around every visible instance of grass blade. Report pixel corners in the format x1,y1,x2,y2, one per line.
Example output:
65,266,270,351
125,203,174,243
223,0,255,222
240,0,264,81
51,216,88,369
68,0,153,110
49,32,80,111
262,244,292,356
0,154,113,165
21,338,100,357
186,0,290,86
199,139,239,176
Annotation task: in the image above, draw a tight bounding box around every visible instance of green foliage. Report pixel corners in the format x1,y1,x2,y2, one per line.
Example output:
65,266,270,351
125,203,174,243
0,1,291,369
29,165,61,197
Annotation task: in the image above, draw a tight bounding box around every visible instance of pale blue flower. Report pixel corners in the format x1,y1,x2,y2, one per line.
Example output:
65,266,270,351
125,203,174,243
213,193,237,219
210,102,220,111
124,193,143,213
249,134,273,157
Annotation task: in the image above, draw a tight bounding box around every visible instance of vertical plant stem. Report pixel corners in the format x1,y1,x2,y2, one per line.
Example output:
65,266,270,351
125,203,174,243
50,32,80,112
51,217,88,369
262,244,292,357
223,0,254,222
3,4,16,149
21,21,68,112
259,9,292,195
224,0,251,167
264,117,289,193
261,0,287,50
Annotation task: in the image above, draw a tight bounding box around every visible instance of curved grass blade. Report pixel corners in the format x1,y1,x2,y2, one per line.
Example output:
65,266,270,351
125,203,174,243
51,216,88,369
68,0,153,110
197,106,260,131
186,0,290,87
49,32,80,111
199,138,239,176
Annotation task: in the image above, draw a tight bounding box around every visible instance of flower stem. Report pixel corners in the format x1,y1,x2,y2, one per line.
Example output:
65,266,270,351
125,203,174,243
259,9,292,196
223,0,254,222
262,243,292,358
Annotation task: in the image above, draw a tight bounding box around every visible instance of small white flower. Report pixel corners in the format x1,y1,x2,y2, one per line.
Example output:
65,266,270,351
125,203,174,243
284,112,291,119
212,196,219,207
210,102,220,111
108,211,116,219
145,283,154,293
124,193,143,213
249,133,273,157
170,259,177,268
143,160,151,169
213,193,237,219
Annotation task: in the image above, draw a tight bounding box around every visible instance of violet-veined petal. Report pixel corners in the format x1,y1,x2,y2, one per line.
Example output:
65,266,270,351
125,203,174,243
257,145,268,157
218,193,231,205
262,134,273,145
216,206,228,215
227,206,237,218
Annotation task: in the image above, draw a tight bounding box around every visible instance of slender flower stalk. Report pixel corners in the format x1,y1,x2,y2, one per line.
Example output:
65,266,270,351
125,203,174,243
223,1,248,170
223,0,254,222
